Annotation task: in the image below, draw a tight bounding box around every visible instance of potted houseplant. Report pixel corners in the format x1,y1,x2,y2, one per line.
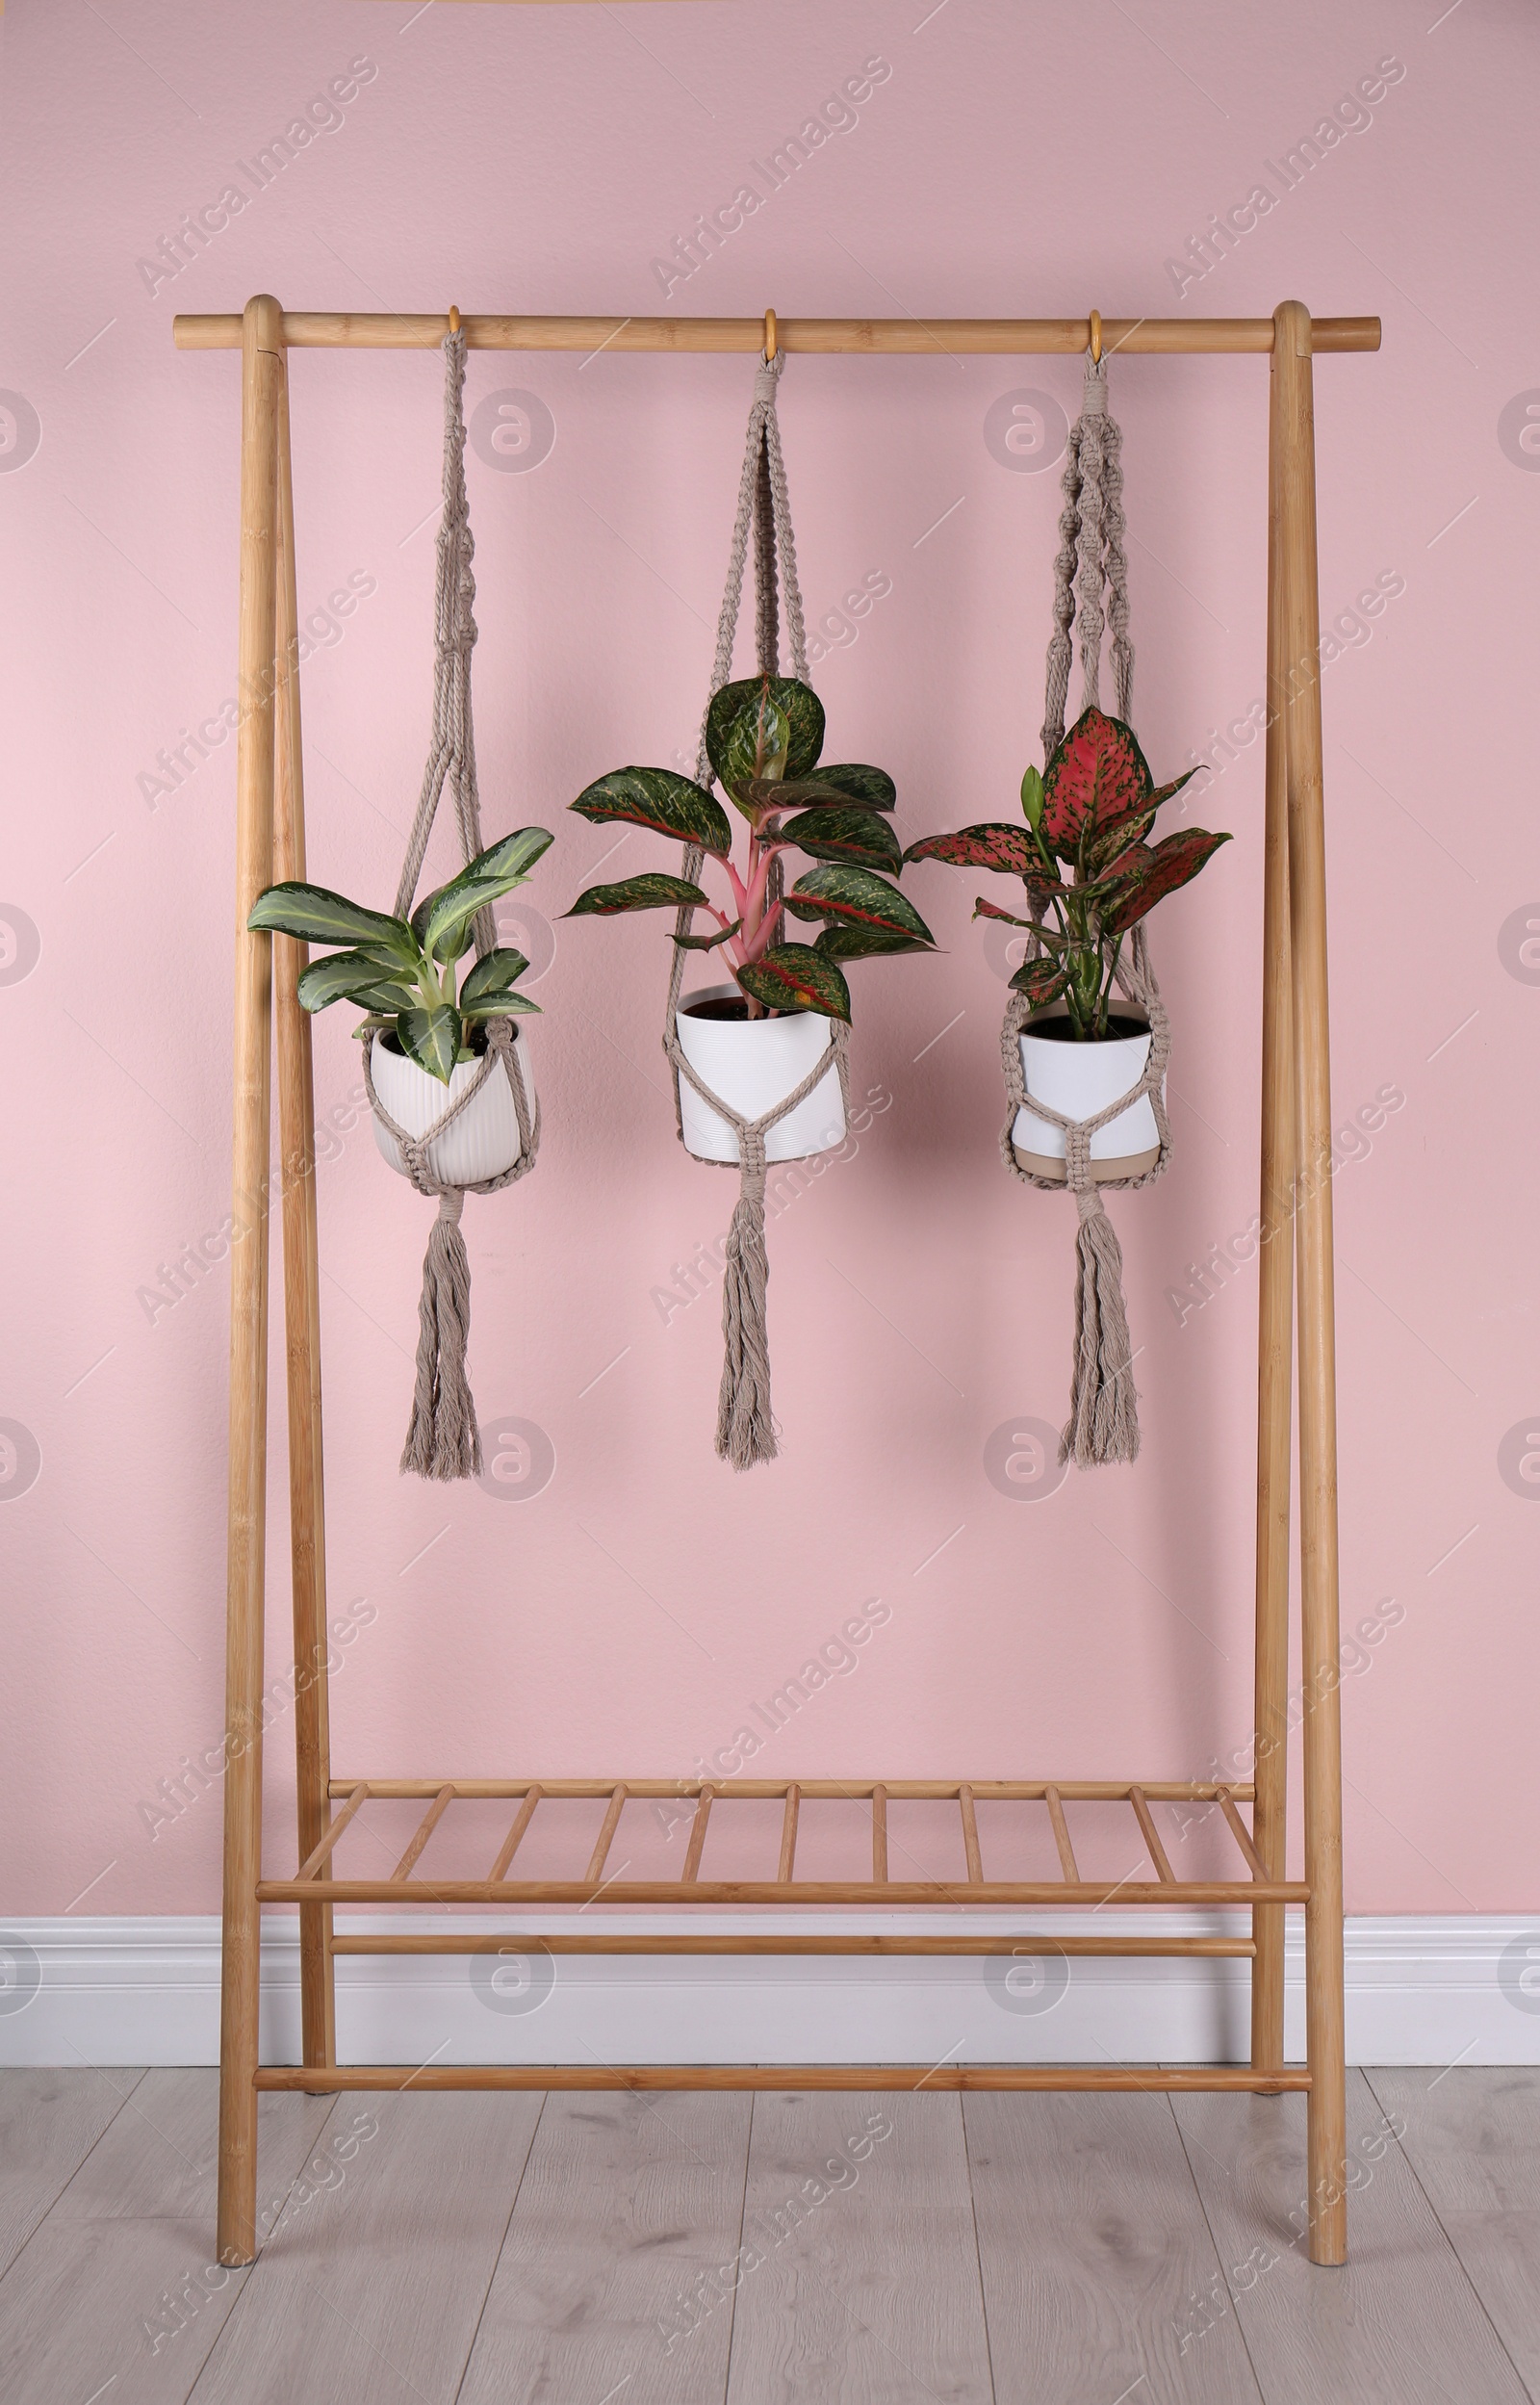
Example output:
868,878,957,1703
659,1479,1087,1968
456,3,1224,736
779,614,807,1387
247,826,553,1187
565,673,936,1163
904,707,1229,1179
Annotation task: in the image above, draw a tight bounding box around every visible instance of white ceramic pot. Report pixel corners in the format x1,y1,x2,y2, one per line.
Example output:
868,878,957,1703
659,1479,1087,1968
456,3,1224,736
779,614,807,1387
371,1032,532,1186
675,984,846,1164
1013,1002,1161,1183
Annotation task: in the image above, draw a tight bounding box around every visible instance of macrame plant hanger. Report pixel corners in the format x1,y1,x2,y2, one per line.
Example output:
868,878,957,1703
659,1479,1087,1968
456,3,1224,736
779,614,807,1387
662,348,851,1471
360,326,539,1481
999,345,1172,1468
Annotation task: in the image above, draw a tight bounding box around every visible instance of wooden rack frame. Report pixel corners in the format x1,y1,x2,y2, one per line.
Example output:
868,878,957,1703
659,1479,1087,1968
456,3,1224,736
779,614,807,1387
175,297,1377,2271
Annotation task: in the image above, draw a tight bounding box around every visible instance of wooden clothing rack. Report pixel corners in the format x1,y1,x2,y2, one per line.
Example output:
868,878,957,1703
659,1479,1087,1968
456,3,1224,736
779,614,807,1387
173,297,1379,2271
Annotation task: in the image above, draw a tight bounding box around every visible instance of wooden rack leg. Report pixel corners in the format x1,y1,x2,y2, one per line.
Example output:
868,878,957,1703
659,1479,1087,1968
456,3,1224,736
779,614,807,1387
1274,299,1347,2267
217,293,284,2269
1251,320,1296,2080
273,354,336,2090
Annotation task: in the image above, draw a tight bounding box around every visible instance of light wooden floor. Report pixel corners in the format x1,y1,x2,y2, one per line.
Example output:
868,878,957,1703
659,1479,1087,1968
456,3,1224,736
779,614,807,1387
0,2066,1535,2402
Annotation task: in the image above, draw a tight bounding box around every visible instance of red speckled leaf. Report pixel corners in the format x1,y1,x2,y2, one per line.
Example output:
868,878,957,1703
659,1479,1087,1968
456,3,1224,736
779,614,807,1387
903,822,1038,875
1098,830,1232,936
1040,708,1153,858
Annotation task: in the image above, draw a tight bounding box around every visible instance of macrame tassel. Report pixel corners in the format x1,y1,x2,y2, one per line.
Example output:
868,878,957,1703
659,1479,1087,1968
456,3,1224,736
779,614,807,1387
1062,1186,1141,1467
400,1188,483,1482
715,1148,777,1470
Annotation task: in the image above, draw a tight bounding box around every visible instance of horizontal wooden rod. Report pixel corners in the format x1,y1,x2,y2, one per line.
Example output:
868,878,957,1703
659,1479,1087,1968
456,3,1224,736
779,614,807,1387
174,310,1380,357
326,1777,1257,1803
262,1878,1308,1906
254,2061,1310,2094
326,1932,1256,1958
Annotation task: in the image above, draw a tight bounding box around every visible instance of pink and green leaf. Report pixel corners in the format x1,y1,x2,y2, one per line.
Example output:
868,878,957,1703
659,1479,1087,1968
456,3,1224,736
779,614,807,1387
903,822,1040,876
1008,955,1068,1006
1097,830,1232,935
734,943,852,1021
1040,707,1154,858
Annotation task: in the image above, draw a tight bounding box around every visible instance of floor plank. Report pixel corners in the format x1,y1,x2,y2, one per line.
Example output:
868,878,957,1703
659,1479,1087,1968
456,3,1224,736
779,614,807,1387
0,2066,144,2273
1172,2069,1530,2403
0,2073,338,2405
189,2090,544,2405
726,2090,993,2405
965,2088,1261,2405
1366,2067,1540,2399
458,2090,752,2405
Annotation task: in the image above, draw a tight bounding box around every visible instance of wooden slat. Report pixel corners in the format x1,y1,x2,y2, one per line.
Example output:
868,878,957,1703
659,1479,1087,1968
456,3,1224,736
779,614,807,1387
487,1784,543,1881
174,310,1382,356
871,1784,887,1882
1129,1787,1176,1883
256,2063,1310,2094
680,1784,714,1882
583,1784,628,1886
331,1775,1258,1801
959,1783,984,1883
778,1782,800,1882
261,1876,1308,1906
1218,1790,1269,1881
390,1784,456,1882
295,1781,368,1882
1044,1786,1079,1883
329,1933,1255,1957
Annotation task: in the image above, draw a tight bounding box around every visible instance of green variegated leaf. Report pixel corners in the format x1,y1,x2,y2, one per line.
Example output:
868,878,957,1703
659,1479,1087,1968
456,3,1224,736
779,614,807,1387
673,918,742,951
571,767,732,856
808,762,896,811
1149,768,1200,808
781,807,902,875
247,881,418,965
734,943,851,1021
904,823,1038,875
813,923,932,961
1009,954,1068,1006
1097,830,1232,936
783,865,936,946
420,826,556,962
713,685,790,801
296,948,420,1012
396,1006,462,1084
706,676,825,789
459,947,530,1005
461,992,542,1019
565,872,708,917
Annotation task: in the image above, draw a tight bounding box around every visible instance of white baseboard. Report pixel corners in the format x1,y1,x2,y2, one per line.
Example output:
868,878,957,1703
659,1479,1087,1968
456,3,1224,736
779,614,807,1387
2,1913,1536,2071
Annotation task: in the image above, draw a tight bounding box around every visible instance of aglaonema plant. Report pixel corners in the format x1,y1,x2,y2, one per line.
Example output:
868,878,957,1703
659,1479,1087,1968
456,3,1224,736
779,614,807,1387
246,826,554,1080
903,707,1229,1039
563,674,936,1021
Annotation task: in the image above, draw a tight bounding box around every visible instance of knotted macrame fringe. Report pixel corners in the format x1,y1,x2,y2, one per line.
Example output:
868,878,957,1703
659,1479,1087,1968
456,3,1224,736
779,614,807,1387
661,348,844,1471
1004,347,1169,1467
715,1142,774,1470
401,1190,481,1480
363,329,541,1480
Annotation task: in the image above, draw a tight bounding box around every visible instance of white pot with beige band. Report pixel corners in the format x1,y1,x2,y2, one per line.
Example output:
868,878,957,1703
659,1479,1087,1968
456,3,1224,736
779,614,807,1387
1012,1002,1162,1182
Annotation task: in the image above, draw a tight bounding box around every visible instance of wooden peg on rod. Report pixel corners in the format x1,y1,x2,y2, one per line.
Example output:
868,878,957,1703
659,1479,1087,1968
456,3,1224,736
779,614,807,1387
449,304,461,335
763,306,777,361
1090,308,1102,365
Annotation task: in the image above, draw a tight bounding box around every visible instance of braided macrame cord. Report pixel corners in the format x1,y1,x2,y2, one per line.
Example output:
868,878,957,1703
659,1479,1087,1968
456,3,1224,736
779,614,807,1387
360,329,540,1482
1003,349,1171,1468
663,352,851,1472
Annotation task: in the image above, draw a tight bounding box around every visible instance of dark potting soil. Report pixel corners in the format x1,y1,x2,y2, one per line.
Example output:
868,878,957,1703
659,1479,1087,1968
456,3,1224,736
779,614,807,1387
684,996,754,1021
1028,1013,1148,1044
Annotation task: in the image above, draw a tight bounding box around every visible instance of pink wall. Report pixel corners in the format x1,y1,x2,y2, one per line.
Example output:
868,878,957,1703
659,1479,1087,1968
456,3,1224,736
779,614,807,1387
3,0,1536,1919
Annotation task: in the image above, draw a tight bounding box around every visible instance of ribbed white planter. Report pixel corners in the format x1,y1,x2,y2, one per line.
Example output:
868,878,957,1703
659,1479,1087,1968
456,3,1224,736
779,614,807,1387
676,985,845,1165
1013,1004,1161,1182
371,1033,532,1187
